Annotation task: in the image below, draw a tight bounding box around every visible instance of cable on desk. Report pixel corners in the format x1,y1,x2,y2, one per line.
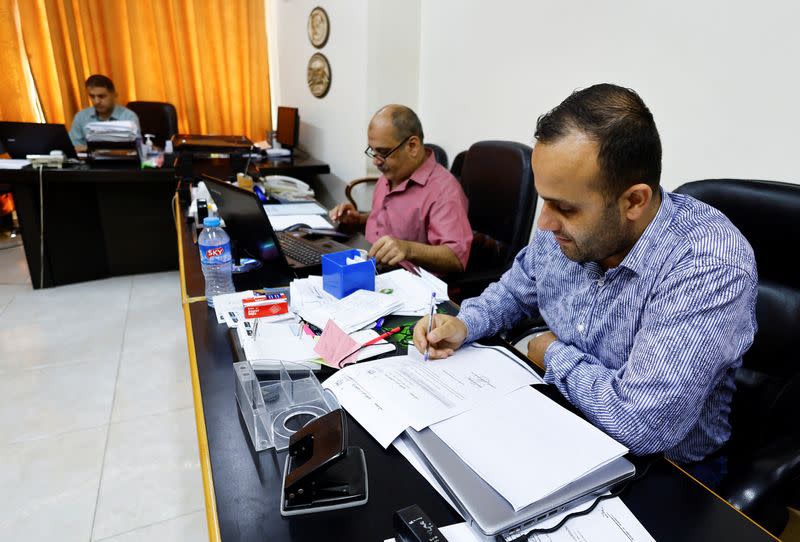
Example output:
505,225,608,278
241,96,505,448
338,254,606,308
522,456,657,540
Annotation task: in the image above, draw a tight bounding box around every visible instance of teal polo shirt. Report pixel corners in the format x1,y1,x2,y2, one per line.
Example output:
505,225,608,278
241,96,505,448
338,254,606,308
68,105,140,146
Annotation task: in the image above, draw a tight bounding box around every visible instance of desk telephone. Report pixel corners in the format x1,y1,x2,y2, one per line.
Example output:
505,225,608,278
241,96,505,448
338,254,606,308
261,175,315,201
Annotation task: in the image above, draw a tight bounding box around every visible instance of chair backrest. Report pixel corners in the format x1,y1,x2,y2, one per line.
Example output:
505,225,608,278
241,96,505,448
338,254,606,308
460,140,535,272
126,101,178,147
674,179,800,449
450,150,467,182
424,143,448,169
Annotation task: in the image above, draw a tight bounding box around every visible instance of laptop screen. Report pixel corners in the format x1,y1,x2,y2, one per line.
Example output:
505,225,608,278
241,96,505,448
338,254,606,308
0,122,78,159
202,174,295,283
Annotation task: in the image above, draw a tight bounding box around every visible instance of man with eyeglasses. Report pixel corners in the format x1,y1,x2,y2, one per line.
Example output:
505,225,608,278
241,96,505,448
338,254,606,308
329,105,472,273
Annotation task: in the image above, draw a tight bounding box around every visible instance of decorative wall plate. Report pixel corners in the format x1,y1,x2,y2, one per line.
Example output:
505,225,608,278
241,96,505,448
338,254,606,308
308,7,330,48
307,52,331,98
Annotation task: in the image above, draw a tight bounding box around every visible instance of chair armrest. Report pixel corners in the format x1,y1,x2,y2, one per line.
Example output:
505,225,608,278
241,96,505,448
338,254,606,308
344,177,378,211
718,435,800,533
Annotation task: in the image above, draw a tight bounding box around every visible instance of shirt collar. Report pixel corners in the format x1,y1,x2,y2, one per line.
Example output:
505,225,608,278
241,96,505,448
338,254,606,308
90,105,123,121
384,149,436,193
616,187,674,275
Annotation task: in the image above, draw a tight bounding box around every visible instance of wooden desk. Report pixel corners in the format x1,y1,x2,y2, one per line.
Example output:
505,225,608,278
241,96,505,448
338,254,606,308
174,198,777,542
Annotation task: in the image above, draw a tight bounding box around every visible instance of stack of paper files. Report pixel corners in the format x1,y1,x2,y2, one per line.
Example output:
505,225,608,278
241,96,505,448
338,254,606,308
263,202,327,216
374,268,449,315
430,385,628,511
322,344,541,447
235,322,319,370
85,120,139,142
298,288,403,334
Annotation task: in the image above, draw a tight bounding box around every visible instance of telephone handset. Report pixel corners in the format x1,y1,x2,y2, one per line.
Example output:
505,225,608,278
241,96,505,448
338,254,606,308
261,175,315,201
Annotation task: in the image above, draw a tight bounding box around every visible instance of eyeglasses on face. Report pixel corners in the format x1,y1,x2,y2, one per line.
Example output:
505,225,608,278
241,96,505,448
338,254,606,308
364,135,411,161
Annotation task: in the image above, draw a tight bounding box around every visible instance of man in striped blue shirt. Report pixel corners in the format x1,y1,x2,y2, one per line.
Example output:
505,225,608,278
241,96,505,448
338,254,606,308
414,84,757,466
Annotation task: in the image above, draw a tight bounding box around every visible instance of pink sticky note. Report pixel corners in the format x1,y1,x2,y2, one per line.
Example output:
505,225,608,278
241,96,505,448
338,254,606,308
313,320,360,369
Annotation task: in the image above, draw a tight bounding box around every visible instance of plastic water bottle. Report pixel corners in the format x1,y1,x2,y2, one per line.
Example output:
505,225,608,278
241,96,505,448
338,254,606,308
198,217,235,307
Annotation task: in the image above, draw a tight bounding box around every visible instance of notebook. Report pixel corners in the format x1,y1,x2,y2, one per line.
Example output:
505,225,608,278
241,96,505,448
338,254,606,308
0,122,78,159
202,174,350,275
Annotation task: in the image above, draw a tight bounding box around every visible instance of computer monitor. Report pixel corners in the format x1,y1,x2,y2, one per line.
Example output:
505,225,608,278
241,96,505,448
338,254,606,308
0,121,78,159
275,106,299,151
201,174,296,283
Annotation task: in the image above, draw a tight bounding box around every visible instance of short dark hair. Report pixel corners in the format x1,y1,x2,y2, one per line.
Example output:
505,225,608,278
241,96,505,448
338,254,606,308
534,84,662,197
84,74,115,92
384,105,424,143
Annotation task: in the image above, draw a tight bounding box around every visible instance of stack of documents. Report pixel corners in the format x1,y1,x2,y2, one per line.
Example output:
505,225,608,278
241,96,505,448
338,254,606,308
322,344,541,447
85,120,139,142
235,321,318,369
430,385,627,511
299,289,403,334
374,268,449,315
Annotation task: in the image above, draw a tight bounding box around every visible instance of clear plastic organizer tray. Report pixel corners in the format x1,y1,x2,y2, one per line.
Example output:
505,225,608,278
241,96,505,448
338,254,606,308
234,360,340,452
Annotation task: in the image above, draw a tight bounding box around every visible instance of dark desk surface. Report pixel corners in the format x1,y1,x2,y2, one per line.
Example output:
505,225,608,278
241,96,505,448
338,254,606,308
257,149,330,179
174,200,777,542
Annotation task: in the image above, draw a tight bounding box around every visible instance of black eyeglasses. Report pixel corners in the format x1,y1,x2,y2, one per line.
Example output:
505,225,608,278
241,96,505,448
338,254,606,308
364,135,411,161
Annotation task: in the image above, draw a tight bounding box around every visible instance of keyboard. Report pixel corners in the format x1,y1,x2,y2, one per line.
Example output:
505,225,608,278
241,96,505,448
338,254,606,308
276,231,325,266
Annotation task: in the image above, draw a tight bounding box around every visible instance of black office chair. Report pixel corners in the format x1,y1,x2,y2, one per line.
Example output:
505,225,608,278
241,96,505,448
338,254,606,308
450,150,467,182
671,178,800,536
446,140,536,303
126,101,178,147
344,142,450,212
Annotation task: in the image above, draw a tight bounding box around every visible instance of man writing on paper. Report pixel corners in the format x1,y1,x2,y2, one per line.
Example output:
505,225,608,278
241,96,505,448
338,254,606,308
69,74,140,152
329,105,472,273
413,84,757,469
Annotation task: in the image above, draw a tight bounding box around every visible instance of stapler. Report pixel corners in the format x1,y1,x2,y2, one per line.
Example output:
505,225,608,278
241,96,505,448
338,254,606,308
280,409,368,516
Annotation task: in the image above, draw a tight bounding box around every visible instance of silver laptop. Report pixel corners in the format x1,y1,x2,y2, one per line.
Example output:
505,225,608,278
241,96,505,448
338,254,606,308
402,424,635,541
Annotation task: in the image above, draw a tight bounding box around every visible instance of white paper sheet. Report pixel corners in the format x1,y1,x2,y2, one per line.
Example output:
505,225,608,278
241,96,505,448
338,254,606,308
299,289,403,334
323,344,541,447
268,214,332,231
263,202,327,215
236,322,318,363
431,386,627,511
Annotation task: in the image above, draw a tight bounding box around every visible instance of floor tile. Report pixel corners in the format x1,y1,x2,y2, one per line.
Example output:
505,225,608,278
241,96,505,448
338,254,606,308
122,296,185,349
0,313,126,374
111,332,192,423
0,283,31,313
0,276,132,324
92,408,204,540
0,358,119,444
0,245,31,285
93,510,207,542
0,426,106,542
130,271,182,305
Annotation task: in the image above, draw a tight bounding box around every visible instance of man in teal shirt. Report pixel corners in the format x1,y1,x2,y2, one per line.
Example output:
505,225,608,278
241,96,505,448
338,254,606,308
69,74,140,151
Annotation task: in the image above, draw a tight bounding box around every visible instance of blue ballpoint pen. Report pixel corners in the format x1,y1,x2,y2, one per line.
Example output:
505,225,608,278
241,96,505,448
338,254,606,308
423,292,436,361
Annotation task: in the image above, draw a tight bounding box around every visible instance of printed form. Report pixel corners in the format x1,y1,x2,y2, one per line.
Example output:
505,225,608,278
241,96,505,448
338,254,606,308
322,344,542,447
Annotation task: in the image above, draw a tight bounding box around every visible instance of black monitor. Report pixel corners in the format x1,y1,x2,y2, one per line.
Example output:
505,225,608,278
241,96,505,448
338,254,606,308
275,106,299,151
201,174,296,284
0,122,78,159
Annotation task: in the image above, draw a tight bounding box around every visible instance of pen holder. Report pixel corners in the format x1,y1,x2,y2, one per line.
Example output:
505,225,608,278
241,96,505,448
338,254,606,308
322,249,376,299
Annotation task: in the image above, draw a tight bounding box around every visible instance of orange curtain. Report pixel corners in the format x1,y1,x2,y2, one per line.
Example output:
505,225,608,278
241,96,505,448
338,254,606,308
0,0,272,140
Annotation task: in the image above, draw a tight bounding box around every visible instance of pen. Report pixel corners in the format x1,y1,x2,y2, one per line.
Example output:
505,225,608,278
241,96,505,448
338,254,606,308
362,326,401,347
424,292,436,361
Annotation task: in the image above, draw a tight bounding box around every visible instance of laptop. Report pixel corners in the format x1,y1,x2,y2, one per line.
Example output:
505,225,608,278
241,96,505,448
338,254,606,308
402,421,635,540
0,121,78,159
201,174,351,275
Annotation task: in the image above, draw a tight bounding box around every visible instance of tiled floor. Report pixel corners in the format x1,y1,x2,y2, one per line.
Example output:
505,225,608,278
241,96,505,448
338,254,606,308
0,243,208,541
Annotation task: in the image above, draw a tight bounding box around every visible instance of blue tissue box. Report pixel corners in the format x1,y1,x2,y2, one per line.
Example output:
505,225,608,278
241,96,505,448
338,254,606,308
322,249,376,299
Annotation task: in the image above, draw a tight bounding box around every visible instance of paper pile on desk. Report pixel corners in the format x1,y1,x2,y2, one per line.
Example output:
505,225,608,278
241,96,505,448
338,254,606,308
85,120,139,142
292,284,403,334
431,385,628,511
374,268,449,315
235,322,319,370
322,344,541,447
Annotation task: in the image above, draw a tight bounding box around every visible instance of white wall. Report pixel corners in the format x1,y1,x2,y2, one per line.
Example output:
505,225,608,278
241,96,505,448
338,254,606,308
418,1,800,190
269,0,420,205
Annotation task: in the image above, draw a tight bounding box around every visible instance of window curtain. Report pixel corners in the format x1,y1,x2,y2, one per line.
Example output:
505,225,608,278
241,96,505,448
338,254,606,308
0,0,272,140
